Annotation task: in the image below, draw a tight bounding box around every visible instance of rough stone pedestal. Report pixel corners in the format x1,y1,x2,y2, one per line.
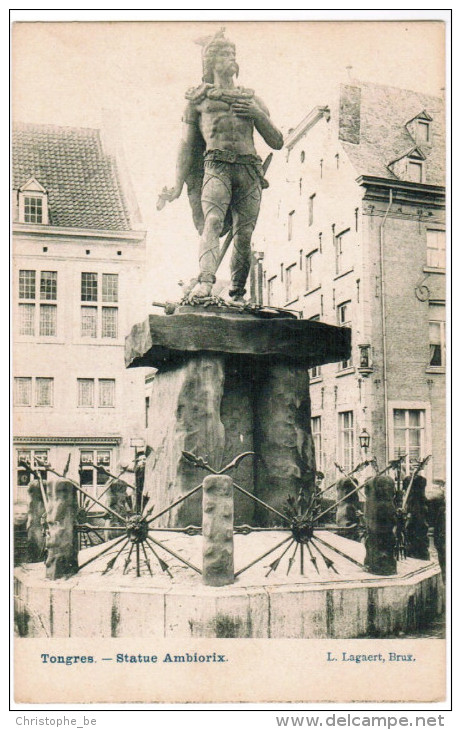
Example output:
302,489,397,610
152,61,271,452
45,478,79,580
404,475,430,561
26,480,46,562
126,309,351,528
144,354,228,526
364,475,397,576
202,474,234,586
254,363,315,525
336,477,361,541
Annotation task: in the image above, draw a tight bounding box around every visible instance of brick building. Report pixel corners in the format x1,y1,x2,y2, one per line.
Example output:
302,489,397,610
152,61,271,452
12,123,147,506
259,81,446,487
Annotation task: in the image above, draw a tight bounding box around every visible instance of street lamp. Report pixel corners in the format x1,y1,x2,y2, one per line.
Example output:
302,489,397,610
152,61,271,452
359,428,370,452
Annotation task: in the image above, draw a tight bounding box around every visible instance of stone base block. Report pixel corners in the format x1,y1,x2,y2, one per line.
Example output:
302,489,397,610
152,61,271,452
14,532,443,639
145,353,317,528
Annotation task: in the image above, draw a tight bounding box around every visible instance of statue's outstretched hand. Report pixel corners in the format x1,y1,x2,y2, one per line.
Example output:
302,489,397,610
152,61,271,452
156,184,182,211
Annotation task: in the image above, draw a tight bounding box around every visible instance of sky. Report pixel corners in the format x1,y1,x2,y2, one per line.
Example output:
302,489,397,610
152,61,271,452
12,19,446,305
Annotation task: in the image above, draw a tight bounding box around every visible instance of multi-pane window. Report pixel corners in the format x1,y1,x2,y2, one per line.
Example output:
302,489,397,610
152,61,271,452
81,273,98,301
78,378,95,407
81,273,118,338
99,379,115,407
19,303,35,335
79,449,111,496
429,303,446,368
429,322,445,367
339,411,354,472
19,270,36,333
35,378,53,406
14,377,32,406
393,409,425,474
78,378,116,407
102,274,118,302
428,302,445,368
24,196,43,223
427,230,445,268
81,307,97,338
14,377,54,407
305,249,319,291
16,449,49,500
337,301,352,369
268,276,276,306
285,264,295,302
39,304,57,336
408,160,423,183
335,228,350,274
102,307,118,338
19,270,36,299
18,270,57,337
311,416,323,471
40,271,57,300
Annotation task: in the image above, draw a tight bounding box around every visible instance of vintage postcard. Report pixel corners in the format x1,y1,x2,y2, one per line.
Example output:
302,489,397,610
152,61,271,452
12,17,448,706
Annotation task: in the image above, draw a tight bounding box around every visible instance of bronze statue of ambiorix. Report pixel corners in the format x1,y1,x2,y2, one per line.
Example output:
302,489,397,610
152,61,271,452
159,29,283,302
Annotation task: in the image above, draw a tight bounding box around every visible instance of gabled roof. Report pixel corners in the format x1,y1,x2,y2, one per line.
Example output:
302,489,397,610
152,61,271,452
284,106,331,150
338,82,444,186
13,122,133,230
18,177,47,194
406,109,433,124
388,146,426,167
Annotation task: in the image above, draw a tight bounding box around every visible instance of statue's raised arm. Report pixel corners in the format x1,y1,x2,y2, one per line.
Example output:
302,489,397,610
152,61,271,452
158,28,283,302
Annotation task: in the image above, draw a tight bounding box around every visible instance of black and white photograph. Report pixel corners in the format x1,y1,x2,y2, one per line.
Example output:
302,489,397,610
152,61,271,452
11,13,448,706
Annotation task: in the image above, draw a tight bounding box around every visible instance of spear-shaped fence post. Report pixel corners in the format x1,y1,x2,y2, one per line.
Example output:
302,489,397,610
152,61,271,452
202,474,234,586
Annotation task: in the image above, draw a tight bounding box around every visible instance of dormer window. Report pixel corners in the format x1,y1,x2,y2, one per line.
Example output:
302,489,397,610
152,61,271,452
24,196,43,223
17,178,49,225
388,146,426,183
406,110,433,146
416,120,430,144
404,148,426,183
407,159,423,183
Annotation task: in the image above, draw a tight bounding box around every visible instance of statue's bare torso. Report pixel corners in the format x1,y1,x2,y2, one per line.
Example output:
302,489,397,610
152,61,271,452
196,97,258,156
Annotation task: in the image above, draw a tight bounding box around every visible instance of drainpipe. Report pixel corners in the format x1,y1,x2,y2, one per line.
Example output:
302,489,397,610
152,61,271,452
379,189,393,462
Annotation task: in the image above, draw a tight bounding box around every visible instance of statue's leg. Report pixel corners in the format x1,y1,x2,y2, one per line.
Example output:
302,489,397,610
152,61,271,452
229,165,262,299
198,162,232,295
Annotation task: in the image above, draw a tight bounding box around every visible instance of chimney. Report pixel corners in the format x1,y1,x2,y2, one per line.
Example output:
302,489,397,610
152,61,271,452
339,84,361,145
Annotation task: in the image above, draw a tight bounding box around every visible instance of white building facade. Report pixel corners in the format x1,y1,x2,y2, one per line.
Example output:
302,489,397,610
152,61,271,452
13,123,147,506
259,82,445,488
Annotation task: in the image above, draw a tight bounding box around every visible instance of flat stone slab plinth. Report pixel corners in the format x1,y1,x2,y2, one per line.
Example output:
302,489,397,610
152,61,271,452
125,310,351,369
15,532,442,639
